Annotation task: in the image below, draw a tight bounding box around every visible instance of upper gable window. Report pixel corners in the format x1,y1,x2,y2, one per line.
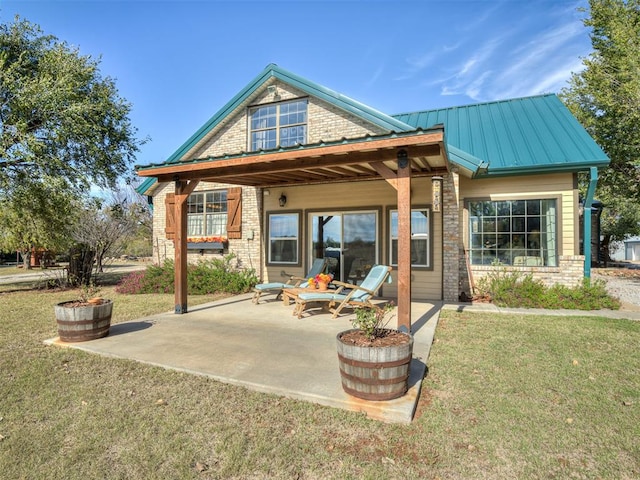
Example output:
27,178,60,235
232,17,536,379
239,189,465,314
249,99,307,151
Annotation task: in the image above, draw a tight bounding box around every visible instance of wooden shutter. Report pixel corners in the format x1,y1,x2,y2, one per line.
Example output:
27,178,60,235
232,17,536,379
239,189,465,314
226,187,242,239
165,193,176,240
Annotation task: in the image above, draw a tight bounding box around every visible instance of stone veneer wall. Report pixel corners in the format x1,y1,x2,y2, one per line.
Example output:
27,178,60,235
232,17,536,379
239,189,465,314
151,183,263,275
469,255,586,293
442,171,461,302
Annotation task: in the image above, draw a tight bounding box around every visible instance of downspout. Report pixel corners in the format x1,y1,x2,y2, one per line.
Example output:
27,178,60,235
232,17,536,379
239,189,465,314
583,167,598,279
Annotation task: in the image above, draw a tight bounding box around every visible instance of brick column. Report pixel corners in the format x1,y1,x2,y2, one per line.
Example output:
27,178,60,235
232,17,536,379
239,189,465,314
442,171,461,302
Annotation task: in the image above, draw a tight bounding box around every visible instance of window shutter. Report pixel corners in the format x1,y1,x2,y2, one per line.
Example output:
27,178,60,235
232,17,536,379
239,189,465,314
165,193,176,240
226,187,242,239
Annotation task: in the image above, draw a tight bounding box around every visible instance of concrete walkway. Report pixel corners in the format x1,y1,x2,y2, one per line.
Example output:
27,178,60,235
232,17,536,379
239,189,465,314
46,294,442,424
0,263,146,285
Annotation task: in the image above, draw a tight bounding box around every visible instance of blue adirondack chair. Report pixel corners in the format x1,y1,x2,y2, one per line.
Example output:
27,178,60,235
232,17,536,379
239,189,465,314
292,265,392,318
252,258,327,304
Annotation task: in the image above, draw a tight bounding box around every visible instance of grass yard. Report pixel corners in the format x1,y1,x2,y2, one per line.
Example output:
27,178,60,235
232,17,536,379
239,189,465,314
0,279,639,479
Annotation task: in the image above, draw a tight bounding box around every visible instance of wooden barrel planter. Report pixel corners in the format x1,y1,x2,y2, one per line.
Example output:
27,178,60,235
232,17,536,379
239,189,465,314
336,329,413,401
55,300,113,342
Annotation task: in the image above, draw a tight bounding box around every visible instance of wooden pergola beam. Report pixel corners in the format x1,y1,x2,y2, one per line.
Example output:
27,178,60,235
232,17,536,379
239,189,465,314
138,135,443,183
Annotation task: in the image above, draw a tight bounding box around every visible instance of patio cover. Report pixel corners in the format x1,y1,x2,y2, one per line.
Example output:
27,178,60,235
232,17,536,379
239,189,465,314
137,127,448,332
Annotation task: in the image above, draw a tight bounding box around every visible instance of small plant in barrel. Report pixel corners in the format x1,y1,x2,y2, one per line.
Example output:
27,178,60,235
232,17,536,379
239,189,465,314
351,302,395,341
336,301,414,401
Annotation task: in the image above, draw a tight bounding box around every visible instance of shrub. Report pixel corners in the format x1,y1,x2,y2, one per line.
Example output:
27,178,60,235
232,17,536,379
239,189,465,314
113,270,146,294
115,255,258,295
475,269,620,310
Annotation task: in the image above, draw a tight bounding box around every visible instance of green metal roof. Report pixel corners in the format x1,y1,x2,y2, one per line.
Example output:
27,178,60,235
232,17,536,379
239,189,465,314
136,70,610,196
393,94,609,176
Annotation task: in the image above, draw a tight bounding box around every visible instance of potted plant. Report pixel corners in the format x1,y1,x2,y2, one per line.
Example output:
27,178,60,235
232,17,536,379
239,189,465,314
54,284,113,342
336,302,413,401
309,272,333,291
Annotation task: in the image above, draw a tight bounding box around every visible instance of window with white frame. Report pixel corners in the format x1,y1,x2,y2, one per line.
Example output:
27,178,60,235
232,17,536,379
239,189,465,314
268,212,299,264
187,190,227,237
468,199,557,266
390,209,430,267
249,99,307,151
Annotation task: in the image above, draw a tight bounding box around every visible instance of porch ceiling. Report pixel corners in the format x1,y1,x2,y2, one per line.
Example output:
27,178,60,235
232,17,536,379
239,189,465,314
137,129,447,187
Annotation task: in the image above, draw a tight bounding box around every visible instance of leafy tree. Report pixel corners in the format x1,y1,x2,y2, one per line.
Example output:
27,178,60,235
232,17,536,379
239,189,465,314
561,0,640,258
0,16,142,194
0,178,79,268
0,16,144,266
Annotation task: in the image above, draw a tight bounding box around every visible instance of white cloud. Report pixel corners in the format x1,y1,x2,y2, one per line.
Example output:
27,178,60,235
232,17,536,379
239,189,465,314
437,35,506,100
365,64,384,87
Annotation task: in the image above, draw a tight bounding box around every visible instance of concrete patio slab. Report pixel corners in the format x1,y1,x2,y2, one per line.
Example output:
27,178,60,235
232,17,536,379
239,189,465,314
45,294,441,423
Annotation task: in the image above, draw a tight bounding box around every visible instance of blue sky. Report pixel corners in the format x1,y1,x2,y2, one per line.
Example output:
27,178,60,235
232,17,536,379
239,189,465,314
1,0,593,169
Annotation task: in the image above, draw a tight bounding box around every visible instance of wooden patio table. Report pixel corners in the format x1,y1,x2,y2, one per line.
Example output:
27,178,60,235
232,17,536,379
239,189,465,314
281,287,310,306
281,284,339,307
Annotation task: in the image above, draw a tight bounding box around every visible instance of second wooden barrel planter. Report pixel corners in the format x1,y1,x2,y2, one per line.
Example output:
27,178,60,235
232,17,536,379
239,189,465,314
336,328,414,401
55,299,113,342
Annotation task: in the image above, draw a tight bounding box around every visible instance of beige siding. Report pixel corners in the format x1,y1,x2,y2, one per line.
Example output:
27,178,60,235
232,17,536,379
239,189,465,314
261,178,443,301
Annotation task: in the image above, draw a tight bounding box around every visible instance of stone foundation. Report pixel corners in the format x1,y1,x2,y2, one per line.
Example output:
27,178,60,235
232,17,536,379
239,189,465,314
465,255,586,297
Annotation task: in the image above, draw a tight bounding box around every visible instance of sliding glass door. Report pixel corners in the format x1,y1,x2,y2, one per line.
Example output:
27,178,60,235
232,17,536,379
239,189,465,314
310,211,378,283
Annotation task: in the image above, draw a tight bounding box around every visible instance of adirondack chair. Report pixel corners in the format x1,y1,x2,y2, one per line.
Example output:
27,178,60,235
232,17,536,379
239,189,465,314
252,258,327,304
292,265,392,319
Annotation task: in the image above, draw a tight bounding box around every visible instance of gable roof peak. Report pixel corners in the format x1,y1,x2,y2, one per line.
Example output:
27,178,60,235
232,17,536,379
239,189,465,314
164,65,413,164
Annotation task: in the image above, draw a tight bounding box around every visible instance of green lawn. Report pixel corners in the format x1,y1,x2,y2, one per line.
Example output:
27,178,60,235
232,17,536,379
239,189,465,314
1,281,638,479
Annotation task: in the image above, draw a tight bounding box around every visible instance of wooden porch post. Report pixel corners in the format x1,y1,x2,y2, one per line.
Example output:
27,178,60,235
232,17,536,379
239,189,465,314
396,150,412,332
174,179,199,314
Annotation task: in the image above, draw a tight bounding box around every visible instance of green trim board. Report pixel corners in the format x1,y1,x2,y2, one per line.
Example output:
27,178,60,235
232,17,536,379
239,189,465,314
136,177,157,195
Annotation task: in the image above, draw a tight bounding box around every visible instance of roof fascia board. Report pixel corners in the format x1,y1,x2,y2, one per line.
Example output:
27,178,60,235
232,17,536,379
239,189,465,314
135,177,158,195
477,162,611,177
138,129,445,178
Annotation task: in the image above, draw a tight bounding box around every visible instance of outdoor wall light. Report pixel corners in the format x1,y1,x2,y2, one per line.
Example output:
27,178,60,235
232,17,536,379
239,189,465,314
279,193,287,207
397,149,409,169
